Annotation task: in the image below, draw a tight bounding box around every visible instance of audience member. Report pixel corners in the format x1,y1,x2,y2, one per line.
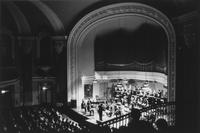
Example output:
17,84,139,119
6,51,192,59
155,118,168,133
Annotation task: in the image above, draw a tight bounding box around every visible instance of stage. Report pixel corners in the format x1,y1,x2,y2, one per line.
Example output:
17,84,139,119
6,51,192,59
72,106,119,125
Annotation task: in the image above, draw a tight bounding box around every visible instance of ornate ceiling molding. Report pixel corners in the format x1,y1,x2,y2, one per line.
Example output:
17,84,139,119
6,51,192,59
82,71,167,86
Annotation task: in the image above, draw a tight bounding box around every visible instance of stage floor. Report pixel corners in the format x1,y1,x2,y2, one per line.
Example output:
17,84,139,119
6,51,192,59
72,106,119,125
72,106,172,128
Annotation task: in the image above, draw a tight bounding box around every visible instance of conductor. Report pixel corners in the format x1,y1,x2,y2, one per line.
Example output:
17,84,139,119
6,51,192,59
98,103,104,121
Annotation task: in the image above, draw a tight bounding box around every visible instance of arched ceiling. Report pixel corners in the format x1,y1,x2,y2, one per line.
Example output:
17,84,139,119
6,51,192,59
29,0,65,33
1,5,18,33
0,0,197,35
92,15,159,36
6,1,31,34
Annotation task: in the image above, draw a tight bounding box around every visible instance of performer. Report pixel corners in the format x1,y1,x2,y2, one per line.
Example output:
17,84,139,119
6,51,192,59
87,98,91,113
81,100,86,113
98,103,104,121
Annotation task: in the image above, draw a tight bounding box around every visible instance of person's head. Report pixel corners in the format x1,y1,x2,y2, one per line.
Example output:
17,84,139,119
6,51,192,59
155,118,168,131
149,114,156,123
130,108,141,121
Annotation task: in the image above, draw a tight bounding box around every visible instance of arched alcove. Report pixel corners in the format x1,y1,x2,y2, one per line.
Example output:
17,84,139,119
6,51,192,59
67,3,176,106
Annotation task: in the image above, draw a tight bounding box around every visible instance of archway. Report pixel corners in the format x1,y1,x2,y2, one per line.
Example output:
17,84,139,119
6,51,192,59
67,3,176,106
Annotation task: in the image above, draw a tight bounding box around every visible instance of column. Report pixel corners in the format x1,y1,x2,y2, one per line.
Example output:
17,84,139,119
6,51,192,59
52,36,67,102
17,36,35,105
14,79,21,106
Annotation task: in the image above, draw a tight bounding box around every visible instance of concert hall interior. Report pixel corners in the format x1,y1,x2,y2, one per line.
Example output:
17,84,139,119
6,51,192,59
0,0,199,133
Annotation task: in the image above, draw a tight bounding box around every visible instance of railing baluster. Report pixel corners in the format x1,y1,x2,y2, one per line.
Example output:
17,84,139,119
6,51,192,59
122,117,123,127
115,119,116,128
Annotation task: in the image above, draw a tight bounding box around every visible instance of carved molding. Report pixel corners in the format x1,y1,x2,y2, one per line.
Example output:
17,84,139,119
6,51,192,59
0,78,20,88
67,3,176,102
32,76,56,82
51,36,67,54
82,71,167,86
52,36,68,41
17,36,35,54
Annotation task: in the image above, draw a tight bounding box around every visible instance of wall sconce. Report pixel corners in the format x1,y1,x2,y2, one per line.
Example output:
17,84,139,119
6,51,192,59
1,90,8,94
42,83,48,91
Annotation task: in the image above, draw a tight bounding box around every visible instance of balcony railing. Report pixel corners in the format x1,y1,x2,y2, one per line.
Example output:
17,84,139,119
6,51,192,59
97,102,175,129
140,102,175,126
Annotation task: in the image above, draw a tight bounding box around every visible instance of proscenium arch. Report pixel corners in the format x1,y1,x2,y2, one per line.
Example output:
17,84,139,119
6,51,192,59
67,2,176,104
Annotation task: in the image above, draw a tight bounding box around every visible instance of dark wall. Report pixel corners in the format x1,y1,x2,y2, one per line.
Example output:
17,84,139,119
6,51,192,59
175,12,199,133
95,24,167,73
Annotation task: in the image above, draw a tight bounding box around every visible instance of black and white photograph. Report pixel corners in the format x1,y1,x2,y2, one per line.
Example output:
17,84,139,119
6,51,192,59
0,0,199,133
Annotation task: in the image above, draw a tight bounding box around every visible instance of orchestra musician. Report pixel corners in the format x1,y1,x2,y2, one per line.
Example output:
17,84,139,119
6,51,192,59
81,100,86,113
87,98,94,116
80,81,166,122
